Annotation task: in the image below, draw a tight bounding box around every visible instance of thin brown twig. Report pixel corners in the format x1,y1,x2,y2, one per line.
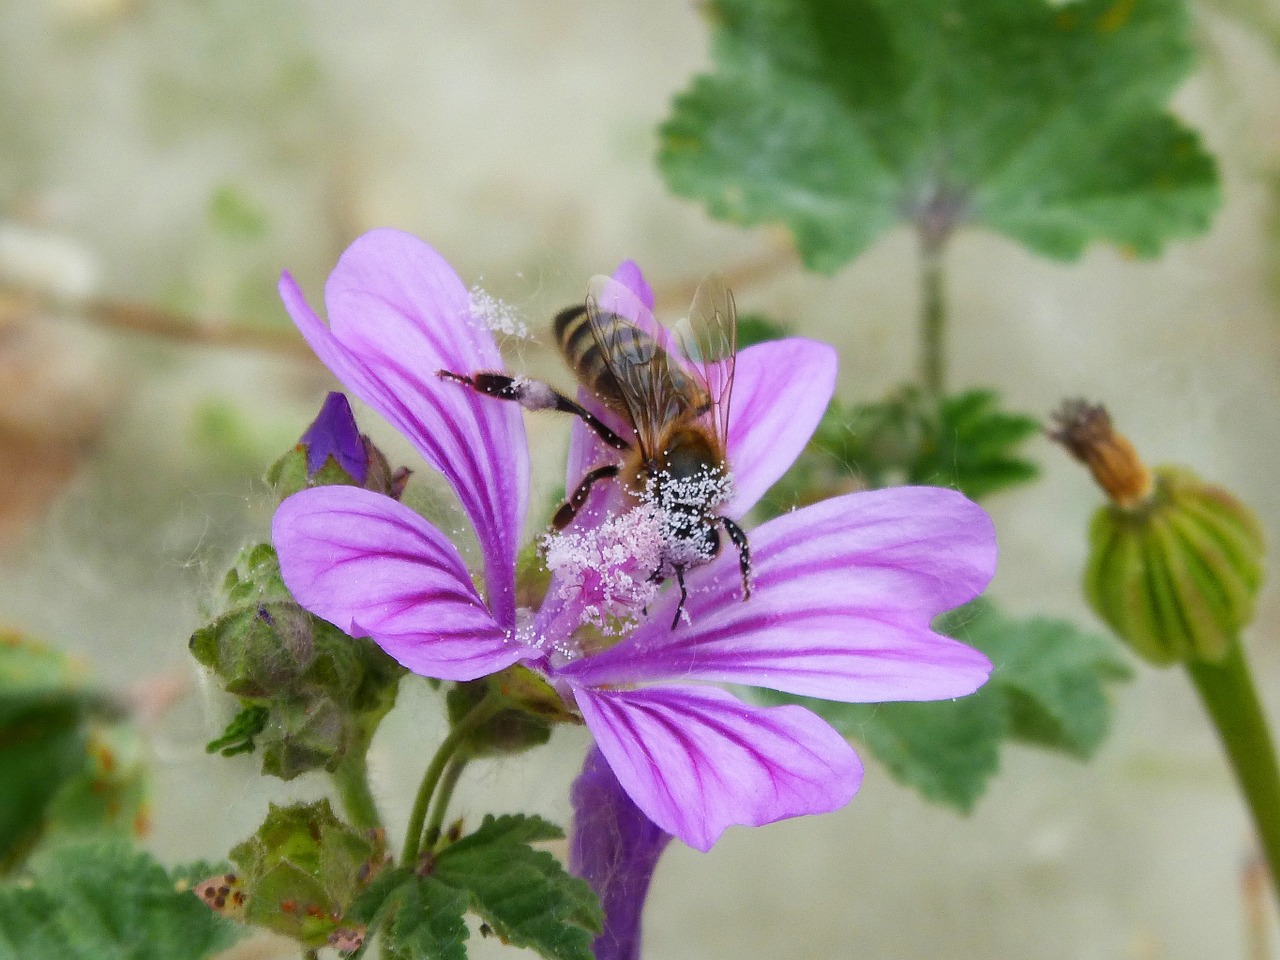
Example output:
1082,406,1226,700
3,286,320,361
652,238,799,314
4,239,798,362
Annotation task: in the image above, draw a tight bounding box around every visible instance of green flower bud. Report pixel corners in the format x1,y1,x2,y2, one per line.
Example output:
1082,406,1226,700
190,543,404,779
266,392,410,501
1052,401,1265,665
445,666,581,759
197,799,387,950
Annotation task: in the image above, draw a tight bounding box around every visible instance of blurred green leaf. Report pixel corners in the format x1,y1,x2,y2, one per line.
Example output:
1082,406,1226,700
660,0,1219,271
0,635,90,872
944,600,1135,758
752,600,1131,811
0,634,144,873
0,842,243,960
734,311,792,348
916,390,1041,499
207,184,269,241
758,387,1039,518
778,689,1007,811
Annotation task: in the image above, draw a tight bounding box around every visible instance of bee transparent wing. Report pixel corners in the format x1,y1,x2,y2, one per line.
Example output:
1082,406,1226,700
584,283,681,460
673,275,738,450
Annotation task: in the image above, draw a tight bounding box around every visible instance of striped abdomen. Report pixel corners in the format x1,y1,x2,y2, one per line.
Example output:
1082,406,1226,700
553,303,659,417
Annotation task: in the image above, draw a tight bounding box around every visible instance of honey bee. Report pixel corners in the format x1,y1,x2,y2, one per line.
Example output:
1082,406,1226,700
439,275,751,627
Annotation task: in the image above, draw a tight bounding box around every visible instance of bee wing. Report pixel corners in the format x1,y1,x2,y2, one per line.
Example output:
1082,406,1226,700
585,277,682,460
673,275,738,450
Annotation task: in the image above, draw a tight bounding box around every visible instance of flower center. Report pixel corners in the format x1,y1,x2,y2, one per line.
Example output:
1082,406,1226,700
541,505,667,637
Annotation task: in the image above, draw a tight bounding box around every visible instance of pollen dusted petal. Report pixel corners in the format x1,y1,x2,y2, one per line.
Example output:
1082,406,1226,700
722,338,836,518
557,486,996,702
272,486,539,681
574,684,863,852
279,228,527,628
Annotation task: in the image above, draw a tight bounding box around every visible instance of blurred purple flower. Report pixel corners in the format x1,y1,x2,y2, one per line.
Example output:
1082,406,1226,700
570,744,671,960
271,228,997,852
299,391,368,483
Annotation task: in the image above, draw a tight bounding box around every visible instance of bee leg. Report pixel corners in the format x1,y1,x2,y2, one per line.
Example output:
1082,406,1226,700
719,516,752,600
671,566,689,630
437,370,629,451
552,464,621,530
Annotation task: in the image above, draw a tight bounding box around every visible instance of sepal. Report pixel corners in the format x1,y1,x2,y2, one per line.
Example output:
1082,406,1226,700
1086,466,1265,664
198,799,388,950
190,542,404,779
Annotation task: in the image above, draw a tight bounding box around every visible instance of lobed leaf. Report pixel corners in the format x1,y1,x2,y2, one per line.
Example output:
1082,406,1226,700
660,0,1220,270
0,842,243,960
751,599,1131,811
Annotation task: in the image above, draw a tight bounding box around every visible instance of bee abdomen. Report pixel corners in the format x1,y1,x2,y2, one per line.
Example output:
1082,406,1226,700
554,303,654,413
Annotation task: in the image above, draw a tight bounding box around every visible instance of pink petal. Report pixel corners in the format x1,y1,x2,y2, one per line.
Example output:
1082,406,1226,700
272,486,538,681
574,684,863,852
611,260,655,311
557,486,995,701
722,338,836,518
279,229,527,628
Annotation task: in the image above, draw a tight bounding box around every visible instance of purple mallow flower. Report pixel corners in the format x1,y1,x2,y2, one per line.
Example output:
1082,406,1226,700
271,228,997,852
299,391,369,483
570,744,672,960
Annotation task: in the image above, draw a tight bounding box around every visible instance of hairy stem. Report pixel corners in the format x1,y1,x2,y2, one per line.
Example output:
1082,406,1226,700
919,230,947,400
1187,640,1280,911
400,695,501,868
332,749,382,833
423,755,469,852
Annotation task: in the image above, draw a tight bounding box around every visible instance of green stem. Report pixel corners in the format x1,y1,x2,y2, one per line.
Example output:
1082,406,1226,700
1186,640,1280,911
332,748,382,832
400,695,501,868
422,755,469,852
919,231,947,401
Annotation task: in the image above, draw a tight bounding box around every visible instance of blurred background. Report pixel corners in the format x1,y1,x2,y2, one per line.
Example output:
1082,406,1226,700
2,1,1280,957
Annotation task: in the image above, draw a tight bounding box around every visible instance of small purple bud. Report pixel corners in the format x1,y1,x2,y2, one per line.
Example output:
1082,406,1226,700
612,261,654,312
570,745,672,960
300,392,368,484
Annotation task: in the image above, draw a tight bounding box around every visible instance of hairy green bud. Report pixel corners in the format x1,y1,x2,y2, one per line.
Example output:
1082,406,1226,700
1052,401,1265,665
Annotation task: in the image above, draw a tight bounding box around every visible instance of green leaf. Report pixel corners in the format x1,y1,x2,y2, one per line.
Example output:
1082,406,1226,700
942,599,1134,757
383,877,470,960
0,633,129,873
910,390,1041,500
660,0,1220,271
205,703,269,757
759,688,1007,811
751,599,1131,811
734,311,792,348
0,842,244,960
756,386,1039,519
207,184,269,241
433,815,601,960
